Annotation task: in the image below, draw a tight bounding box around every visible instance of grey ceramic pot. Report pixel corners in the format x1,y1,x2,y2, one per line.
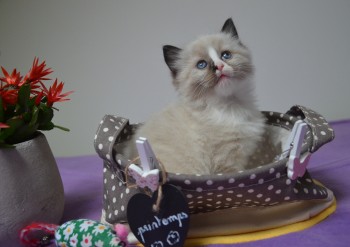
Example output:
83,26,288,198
0,132,64,246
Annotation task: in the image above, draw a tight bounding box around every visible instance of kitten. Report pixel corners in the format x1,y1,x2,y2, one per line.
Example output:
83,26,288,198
127,18,265,175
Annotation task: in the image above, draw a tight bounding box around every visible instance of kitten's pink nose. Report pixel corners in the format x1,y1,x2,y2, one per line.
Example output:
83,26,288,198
215,63,224,71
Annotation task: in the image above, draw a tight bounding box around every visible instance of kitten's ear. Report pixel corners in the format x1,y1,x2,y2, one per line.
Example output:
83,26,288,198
221,18,239,39
163,45,182,77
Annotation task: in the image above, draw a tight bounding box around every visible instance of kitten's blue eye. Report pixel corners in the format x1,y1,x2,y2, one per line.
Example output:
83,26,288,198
221,51,232,60
196,60,207,69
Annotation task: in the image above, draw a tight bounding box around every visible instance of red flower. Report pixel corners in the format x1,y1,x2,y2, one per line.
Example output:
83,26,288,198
0,88,17,106
43,79,73,106
0,67,23,87
0,122,9,128
23,57,53,84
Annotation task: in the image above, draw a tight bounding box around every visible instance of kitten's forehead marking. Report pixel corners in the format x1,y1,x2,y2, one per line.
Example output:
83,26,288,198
208,47,221,65
208,47,226,70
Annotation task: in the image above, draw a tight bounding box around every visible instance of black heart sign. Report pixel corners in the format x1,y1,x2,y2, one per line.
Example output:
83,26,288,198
127,184,190,247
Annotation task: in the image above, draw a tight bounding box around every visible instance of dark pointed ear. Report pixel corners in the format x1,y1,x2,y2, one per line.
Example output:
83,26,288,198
163,45,181,77
221,18,239,39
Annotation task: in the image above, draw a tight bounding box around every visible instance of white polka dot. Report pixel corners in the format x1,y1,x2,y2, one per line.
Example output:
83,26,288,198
103,168,107,173
306,178,312,183
98,144,103,150
293,188,299,194
250,174,256,180
103,127,109,132
196,187,203,192
186,194,193,199
276,172,281,178
217,186,224,190
106,154,111,160
238,183,245,188
248,189,254,193
226,198,232,202
257,194,263,198
121,206,125,211
265,198,271,202
104,178,107,184
112,197,116,203
114,210,118,215
120,193,123,199
304,188,309,194
228,178,235,184
112,185,116,191
111,174,115,180
117,159,122,165
228,190,234,194
206,180,213,185
108,136,114,142
217,194,223,197
269,168,275,174
286,179,291,185
108,213,112,219
94,134,97,140
236,194,243,198
184,180,191,185
275,189,281,194
268,185,274,190
258,178,264,184
313,189,317,195
284,196,290,201
320,131,326,136
125,188,130,194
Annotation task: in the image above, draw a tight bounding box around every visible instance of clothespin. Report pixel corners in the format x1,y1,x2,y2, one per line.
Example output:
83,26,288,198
286,120,311,180
135,137,159,171
128,137,160,192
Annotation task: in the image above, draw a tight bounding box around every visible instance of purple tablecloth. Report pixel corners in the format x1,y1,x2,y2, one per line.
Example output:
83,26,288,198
57,120,350,247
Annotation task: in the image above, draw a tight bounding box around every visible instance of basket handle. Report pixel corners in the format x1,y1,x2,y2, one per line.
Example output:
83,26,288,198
94,115,129,167
286,105,335,152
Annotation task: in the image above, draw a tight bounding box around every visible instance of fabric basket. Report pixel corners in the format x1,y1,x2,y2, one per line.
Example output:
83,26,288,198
94,105,335,239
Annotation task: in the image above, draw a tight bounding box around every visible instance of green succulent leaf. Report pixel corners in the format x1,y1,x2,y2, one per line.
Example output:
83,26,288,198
39,121,55,131
29,105,39,127
18,83,31,112
0,117,25,142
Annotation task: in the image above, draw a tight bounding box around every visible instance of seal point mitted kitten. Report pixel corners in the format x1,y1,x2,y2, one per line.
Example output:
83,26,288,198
127,18,266,175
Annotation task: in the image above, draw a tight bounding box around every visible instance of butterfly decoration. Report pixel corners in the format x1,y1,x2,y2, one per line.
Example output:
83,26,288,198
128,164,160,192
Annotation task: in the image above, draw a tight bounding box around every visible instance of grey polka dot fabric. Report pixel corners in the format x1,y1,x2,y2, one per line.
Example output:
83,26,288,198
94,105,335,224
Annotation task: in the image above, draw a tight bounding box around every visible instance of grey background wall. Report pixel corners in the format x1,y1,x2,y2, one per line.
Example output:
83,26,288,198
1,0,349,157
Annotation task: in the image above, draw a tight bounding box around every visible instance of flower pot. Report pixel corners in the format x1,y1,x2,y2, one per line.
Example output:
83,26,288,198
0,132,64,246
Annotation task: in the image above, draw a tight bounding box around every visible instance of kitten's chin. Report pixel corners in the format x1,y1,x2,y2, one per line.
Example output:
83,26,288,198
214,77,236,97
